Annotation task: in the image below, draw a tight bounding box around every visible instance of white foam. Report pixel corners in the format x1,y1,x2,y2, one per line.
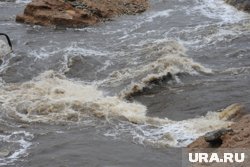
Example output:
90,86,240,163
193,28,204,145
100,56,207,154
0,70,234,147
221,66,250,75
97,40,212,96
145,9,173,22
191,0,249,23
29,42,109,59
0,131,33,166
0,71,148,124
15,0,31,4
104,111,232,147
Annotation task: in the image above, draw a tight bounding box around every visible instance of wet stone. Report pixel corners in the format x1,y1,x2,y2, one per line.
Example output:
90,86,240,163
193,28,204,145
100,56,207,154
205,128,233,142
204,128,233,146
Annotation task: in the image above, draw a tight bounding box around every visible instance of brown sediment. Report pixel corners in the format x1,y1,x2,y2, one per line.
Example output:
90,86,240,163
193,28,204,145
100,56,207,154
225,0,250,12
16,0,149,27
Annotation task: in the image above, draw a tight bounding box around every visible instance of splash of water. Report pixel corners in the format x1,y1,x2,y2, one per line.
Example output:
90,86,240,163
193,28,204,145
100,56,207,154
0,70,239,147
192,0,249,23
0,71,148,124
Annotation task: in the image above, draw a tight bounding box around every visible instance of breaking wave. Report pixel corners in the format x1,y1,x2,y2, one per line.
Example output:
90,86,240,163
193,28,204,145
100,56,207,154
120,54,212,98
0,35,241,149
99,40,212,98
192,0,249,23
0,71,148,124
0,70,239,147
0,39,231,147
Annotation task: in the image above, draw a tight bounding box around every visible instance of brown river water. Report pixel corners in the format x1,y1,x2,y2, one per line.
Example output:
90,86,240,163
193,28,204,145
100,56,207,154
0,0,250,166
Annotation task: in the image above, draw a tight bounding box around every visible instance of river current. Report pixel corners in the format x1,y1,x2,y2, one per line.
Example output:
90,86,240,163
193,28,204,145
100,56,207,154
0,0,250,166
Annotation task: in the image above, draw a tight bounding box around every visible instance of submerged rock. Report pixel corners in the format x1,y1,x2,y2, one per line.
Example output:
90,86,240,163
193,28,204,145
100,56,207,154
16,0,149,27
225,0,250,12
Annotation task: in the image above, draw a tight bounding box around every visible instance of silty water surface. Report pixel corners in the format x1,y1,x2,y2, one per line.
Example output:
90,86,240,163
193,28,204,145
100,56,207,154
0,0,250,166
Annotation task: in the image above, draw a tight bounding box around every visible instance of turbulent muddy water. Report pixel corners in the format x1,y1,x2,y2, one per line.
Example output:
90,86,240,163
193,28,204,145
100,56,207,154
0,0,250,166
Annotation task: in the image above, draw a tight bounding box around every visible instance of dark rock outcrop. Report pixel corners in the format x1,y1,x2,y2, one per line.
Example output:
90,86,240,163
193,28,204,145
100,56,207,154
16,0,149,27
204,128,233,147
225,0,250,12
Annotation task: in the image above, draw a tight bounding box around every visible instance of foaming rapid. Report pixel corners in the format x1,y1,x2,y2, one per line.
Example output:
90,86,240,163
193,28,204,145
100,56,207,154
0,69,238,147
192,0,249,23
0,131,33,166
105,104,242,147
0,37,238,147
0,71,148,124
100,41,212,98
120,54,212,98
111,111,232,147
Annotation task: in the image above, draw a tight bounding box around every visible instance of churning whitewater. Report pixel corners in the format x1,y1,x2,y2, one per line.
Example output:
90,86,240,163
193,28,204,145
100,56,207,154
0,40,234,148
0,68,234,147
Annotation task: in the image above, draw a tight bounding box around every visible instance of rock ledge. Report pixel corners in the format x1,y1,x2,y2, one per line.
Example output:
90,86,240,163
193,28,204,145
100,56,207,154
16,0,149,27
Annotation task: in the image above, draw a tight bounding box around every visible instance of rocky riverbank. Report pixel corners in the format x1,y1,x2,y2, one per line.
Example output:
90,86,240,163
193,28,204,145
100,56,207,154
187,104,250,166
16,0,149,27
225,0,250,12
189,105,250,149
